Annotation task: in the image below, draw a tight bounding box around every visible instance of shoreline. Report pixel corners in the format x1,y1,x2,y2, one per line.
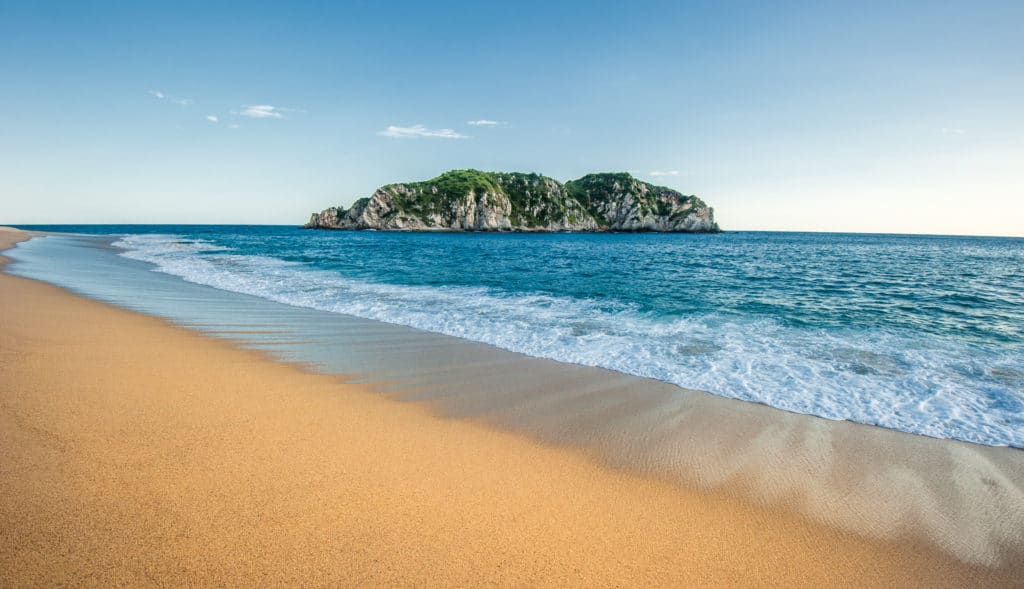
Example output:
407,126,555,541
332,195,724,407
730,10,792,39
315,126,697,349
1,227,1022,586
14,230,1015,446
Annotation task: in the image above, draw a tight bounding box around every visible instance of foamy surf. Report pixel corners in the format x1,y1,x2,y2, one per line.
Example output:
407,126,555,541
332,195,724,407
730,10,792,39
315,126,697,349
110,232,1024,447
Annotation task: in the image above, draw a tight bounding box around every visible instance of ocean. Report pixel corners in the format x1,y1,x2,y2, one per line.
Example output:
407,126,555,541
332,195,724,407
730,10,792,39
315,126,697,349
8,225,1024,447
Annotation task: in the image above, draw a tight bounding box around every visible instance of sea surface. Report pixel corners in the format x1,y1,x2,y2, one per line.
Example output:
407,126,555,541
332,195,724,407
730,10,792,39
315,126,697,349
9,225,1024,447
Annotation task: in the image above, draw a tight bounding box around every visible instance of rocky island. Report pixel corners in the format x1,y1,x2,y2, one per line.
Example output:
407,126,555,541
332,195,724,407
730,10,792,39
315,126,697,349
305,170,720,232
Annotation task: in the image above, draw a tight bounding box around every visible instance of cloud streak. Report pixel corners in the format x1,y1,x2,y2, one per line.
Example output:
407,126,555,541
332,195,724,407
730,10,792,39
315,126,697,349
377,124,469,139
206,115,219,123
466,119,505,126
149,89,192,105
649,170,681,177
238,104,286,119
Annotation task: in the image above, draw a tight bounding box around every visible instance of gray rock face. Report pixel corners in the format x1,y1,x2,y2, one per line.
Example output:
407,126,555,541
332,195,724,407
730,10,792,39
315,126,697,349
584,181,718,232
305,170,720,233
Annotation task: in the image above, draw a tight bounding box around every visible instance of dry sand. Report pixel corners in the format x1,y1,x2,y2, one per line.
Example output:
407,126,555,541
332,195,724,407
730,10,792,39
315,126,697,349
0,227,1017,586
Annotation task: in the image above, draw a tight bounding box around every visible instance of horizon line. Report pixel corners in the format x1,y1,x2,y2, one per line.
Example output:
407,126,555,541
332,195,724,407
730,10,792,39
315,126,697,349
4,224,1022,240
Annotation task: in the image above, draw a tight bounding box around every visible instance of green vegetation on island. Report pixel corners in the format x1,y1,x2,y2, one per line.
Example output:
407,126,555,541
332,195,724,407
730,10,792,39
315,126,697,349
305,169,720,233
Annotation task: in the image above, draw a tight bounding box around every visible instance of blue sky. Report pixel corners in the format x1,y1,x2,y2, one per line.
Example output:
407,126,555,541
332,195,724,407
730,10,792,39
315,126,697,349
2,0,1022,235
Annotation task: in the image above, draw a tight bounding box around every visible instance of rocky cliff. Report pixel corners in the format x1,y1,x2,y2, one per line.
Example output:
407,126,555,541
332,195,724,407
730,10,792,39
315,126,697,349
305,170,719,233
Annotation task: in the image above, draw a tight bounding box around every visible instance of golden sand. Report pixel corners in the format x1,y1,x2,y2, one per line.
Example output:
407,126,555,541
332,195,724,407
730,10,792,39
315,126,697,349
0,228,1015,586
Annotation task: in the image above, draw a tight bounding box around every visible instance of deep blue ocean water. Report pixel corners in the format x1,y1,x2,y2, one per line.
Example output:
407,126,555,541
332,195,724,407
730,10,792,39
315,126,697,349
12,225,1024,446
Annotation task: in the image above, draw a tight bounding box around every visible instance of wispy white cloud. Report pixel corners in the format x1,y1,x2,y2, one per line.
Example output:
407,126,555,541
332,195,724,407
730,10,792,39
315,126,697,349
377,124,469,139
229,123,241,129
649,170,681,177
238,104,286,119
941,127,967,135
206,115,219,123
466,119,505,126
149,89,191,105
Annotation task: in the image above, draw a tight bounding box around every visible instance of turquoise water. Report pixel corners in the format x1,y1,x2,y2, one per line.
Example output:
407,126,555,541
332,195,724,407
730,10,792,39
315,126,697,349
10,225,1024,446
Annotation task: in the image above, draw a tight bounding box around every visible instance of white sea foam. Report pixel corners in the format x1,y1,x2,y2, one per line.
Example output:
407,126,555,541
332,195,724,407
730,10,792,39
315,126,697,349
113,234,1024,447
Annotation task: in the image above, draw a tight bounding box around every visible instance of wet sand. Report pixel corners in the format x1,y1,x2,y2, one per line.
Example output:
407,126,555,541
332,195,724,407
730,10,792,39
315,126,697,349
0,227,1019,586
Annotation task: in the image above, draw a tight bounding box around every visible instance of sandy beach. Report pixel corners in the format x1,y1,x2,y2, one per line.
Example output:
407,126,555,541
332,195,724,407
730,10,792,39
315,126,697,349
0,227,1019,587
